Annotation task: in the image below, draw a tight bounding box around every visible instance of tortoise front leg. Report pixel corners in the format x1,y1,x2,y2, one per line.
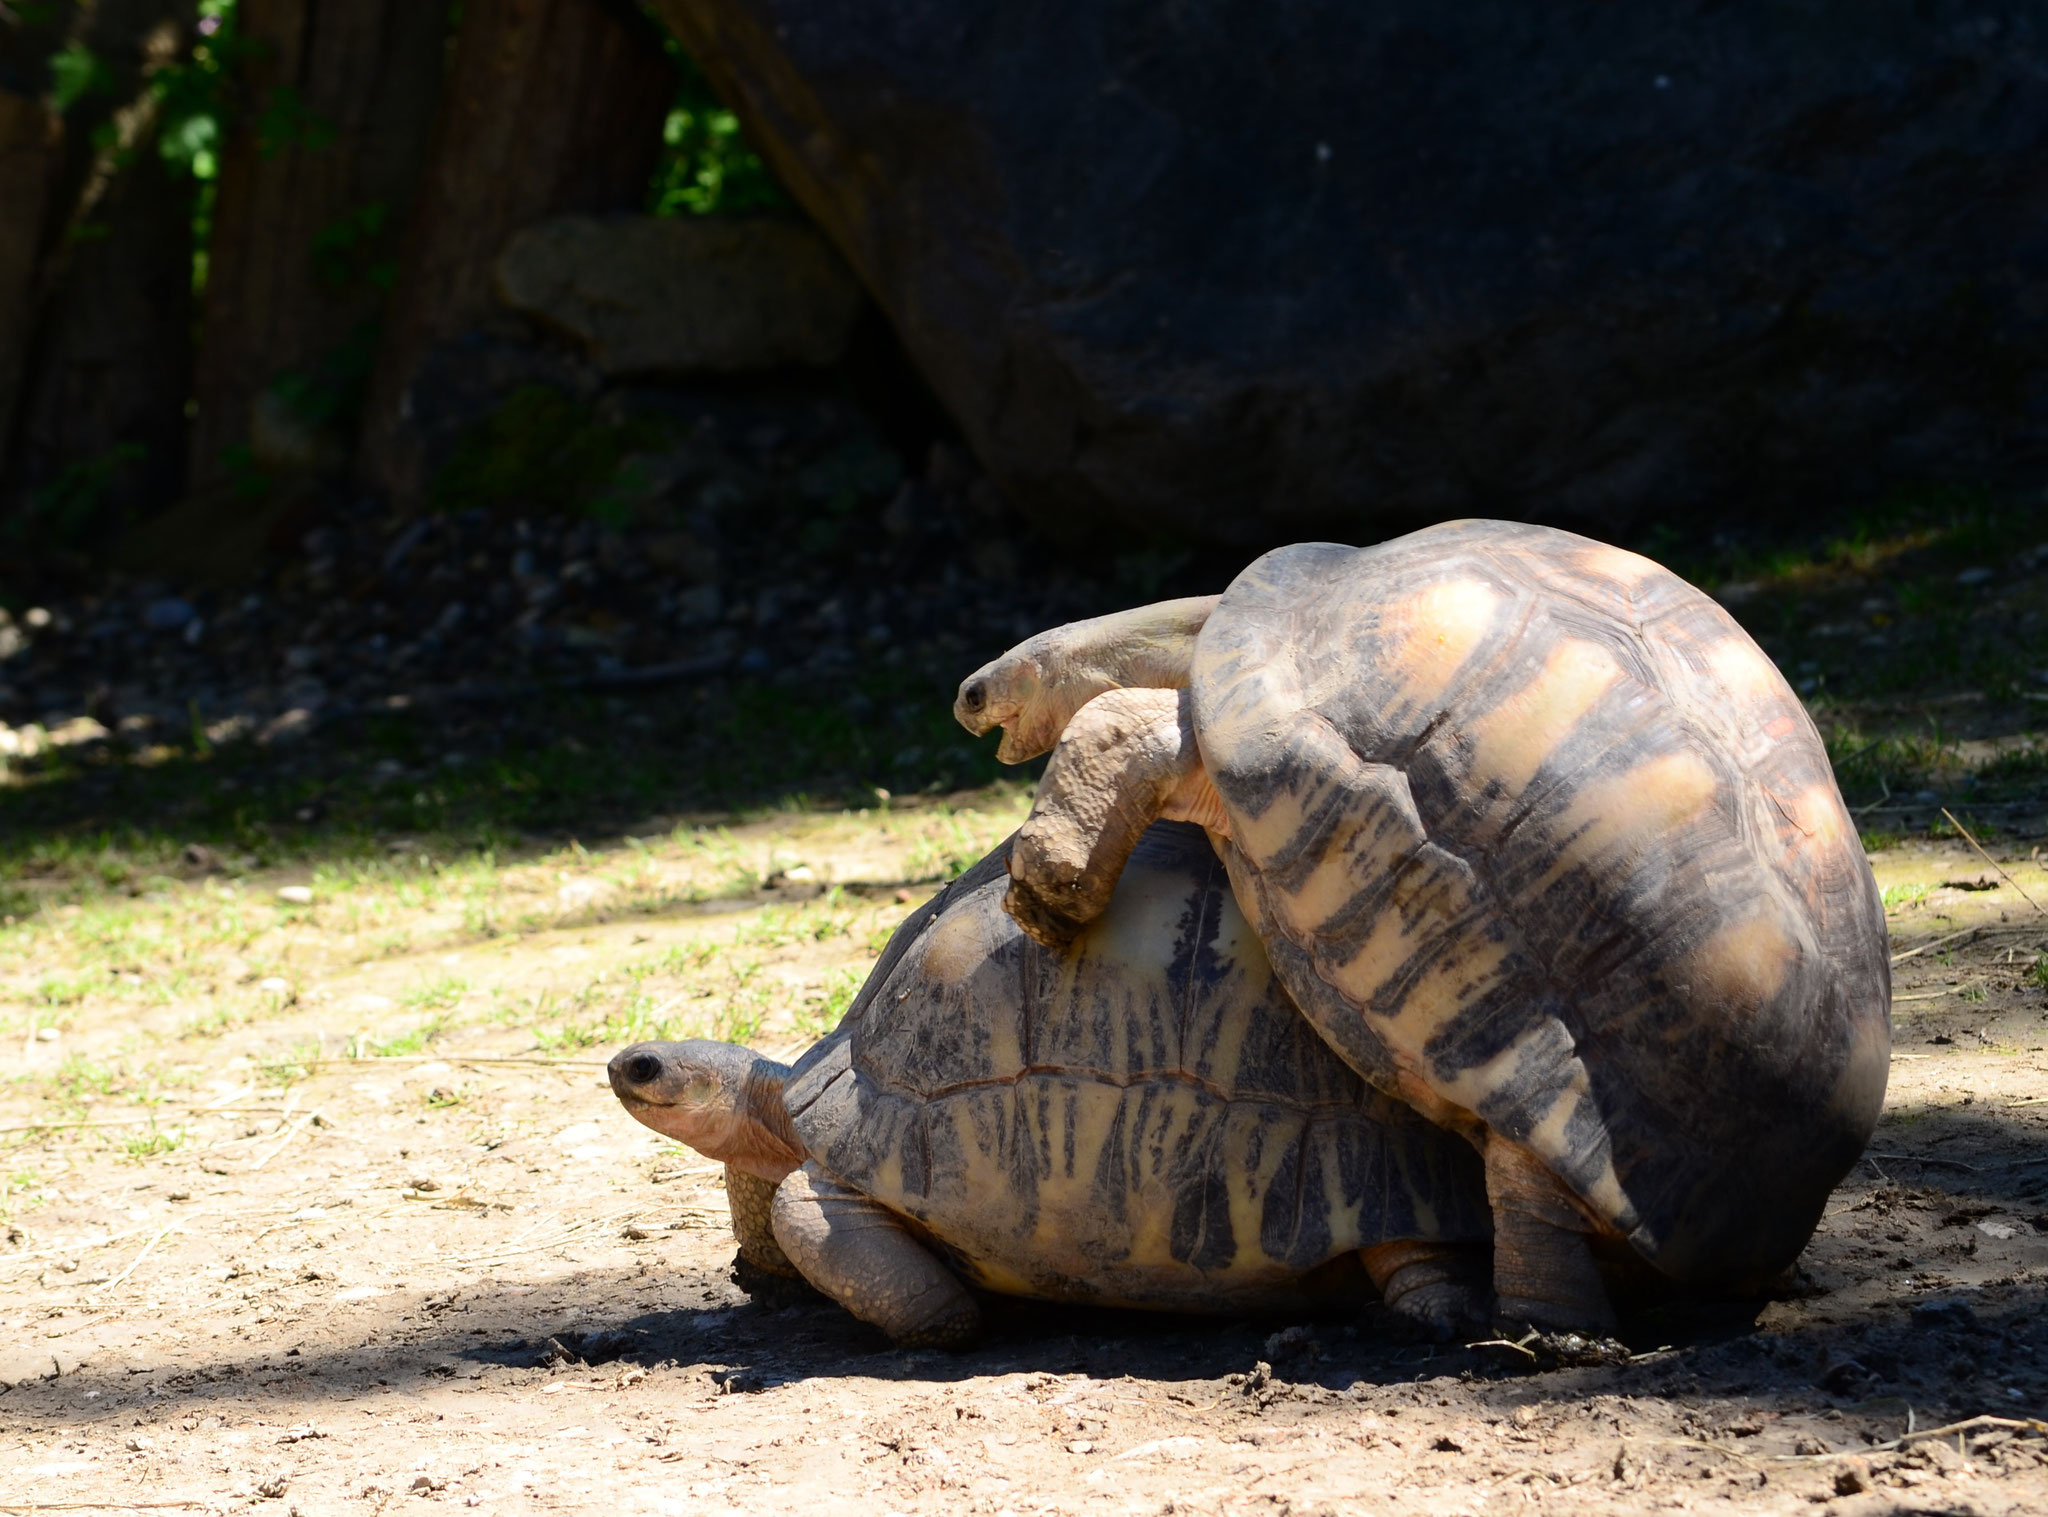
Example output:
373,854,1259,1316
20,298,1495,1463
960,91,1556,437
724,1165,800,1277
1485,1138,1620,1336
1361,1239,1491,1340
1005,687,1227,949
770,1161,981,1347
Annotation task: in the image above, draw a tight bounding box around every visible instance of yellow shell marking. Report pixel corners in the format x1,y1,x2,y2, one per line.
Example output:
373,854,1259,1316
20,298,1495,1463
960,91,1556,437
1465,637,1624,794
1544,749,1722,887
1574,542,1667,588
918,906,1001,987
1381,577,1505,704
1687,909,1798,1015
1704,635,1791,708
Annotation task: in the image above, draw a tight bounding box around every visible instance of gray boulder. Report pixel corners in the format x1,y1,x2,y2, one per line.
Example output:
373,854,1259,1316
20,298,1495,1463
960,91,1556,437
649,0,2048,544
496,214,866,376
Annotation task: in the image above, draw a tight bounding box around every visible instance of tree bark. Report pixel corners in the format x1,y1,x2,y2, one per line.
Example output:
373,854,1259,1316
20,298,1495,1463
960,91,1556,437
1,4,195,548
187,0,448,496
357,0,674,504
0,7,71,473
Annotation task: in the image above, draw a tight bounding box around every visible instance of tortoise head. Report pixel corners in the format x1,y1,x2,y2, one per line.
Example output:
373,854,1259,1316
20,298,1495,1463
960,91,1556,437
607,1039,804,1181
954,594,1222,763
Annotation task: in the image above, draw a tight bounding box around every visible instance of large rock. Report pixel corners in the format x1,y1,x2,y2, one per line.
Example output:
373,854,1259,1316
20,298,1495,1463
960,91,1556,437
648,1,2048,544
496,214,866,376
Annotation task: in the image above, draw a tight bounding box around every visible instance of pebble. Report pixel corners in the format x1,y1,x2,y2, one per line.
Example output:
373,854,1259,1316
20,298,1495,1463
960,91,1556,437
257,977,292,995
34,1027,58,1042
1955,566,1994,587
277,886,314,905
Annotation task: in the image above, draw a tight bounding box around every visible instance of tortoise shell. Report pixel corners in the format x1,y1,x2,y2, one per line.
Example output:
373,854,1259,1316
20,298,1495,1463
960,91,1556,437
1189,520,1891,1288
782,822,1491,1313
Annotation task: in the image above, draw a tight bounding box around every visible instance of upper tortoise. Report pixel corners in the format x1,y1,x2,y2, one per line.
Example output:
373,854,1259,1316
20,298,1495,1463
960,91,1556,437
609,823,1493,1346
954,520,1891,1334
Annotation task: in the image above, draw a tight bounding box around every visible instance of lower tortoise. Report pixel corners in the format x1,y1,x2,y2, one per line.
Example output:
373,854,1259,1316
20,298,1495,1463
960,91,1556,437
955,520,1890,1335
609,823,1493,1346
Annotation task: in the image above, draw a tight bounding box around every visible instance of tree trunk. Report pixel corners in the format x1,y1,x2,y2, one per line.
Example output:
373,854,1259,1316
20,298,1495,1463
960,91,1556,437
0,7,70,473
357,0,674,504
187,0,448,497
1,4,195,551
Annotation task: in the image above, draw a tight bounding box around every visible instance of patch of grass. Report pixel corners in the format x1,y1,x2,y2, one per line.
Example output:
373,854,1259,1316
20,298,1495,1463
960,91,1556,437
1859,831,1901,853
50,1056,119,1108
399,976,469,1014
256,1040,321,1087
1881,883,1933,911
354,1016,449,1058
796,967,864,1040
121,1124,187,1159
2025,957,2048,990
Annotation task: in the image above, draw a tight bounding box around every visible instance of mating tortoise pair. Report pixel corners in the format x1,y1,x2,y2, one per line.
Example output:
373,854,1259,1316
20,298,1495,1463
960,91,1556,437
615,520,1889,1343
953,520,1891,1333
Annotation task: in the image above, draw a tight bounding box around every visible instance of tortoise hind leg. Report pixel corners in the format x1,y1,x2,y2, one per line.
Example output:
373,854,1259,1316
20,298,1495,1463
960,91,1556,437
1006,686,1224,948
770,1161,982,1348
1362,1239,1491,1340
1485,1138,1620,1336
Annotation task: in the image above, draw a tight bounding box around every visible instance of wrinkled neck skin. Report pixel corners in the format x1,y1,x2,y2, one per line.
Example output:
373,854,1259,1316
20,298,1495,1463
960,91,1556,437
612,1043,804,1182
954,594,1219,762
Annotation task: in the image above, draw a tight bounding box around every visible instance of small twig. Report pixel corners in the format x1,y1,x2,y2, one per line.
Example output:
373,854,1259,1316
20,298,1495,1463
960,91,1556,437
341,1054,609,1069
90,1216,186,1298
1850,777,1893,817
1774,1413,2045,1461
1941,808,2046,916
1863,1152,1981,1172
1893,982,1983,1002
0,1498,207,1506
1890,925,1983,964
249,1108,320,1172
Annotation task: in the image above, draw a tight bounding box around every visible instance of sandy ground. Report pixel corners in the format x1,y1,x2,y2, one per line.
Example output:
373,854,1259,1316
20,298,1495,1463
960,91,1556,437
2,835,2046,1516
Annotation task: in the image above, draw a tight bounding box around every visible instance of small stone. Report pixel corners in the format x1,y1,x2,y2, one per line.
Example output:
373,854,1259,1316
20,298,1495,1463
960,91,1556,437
277,886,314,906
35,1027,57,1042
167,1190,192,1202
256,1474,289,1499
1955,566,1994,586
257,977,292,996
1066,1440,1094,1454
1834,1459,1870,1496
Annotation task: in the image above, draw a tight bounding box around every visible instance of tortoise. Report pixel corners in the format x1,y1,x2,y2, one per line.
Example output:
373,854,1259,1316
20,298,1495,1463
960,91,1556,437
608,822,1495,1347
953,519,1891,1335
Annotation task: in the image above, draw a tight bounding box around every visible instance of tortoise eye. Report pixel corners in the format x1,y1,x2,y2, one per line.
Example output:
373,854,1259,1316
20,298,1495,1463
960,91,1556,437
622,1052,665,1086
962,681,986,713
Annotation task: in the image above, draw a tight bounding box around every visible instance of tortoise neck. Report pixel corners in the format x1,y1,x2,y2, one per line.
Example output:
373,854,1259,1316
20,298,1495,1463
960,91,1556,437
730,1058,805,1182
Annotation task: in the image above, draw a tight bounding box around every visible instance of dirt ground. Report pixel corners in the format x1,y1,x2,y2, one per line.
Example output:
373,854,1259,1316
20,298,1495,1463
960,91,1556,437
0,804,2044,1517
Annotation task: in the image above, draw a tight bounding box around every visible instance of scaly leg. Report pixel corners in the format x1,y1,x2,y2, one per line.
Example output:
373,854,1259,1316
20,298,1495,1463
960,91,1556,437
1361,1239,1492,1340
725,1165,800,1277
770,1162,981,1348
1005,686,1225,948
1485,1138,1619,1335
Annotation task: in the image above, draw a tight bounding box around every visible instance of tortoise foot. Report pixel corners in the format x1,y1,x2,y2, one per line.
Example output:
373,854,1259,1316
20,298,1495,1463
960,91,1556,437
1002,877,1091,950
1485,1138,1621,1339
1363,1239,1491,1341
